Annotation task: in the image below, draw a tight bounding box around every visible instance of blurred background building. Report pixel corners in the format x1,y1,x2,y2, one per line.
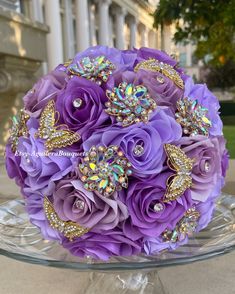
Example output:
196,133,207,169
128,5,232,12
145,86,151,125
0,0,202,153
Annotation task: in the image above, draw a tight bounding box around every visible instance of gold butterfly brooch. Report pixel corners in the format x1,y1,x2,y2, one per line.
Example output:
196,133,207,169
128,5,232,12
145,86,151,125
35,100,80,151
164,144,194,202
44,197,89,241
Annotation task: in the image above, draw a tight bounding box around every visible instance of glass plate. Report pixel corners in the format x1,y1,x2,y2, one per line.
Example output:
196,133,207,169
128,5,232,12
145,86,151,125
0,193,235,271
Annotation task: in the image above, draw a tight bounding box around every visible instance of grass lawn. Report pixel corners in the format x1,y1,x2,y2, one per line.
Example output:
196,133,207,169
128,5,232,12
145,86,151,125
223,125,235,158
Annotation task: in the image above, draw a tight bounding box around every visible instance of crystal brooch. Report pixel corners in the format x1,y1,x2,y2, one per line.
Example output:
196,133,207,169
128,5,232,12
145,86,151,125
162,207,200,242
105,82,157,127
164,144,194,202
44,197,89,241
134,58,184,89
67,55,115,85
175,98,212,137
79,145,132,197
35,100,80,151
9,109,30,152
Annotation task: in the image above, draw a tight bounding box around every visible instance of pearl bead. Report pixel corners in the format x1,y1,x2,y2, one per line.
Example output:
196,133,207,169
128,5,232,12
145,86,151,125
73,98,83,108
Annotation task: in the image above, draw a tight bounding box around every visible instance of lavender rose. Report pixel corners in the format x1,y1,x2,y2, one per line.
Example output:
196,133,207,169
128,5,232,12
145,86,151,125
179,135,228,202
23,70,67,118
119,172,193,240
53,169,128,231
62,229,142,260
16,118,76,195
5,144,27,189
55,76,109,140
22,187,62,241
83,108,182,178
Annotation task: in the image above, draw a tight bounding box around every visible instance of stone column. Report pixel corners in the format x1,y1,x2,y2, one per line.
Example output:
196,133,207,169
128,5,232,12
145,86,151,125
44,0,63,70
140,24,148,47
114,7,126,49
97,0,111,46
89,2,97,46
63,0,75,59
75,0,90,51
129,17,137,49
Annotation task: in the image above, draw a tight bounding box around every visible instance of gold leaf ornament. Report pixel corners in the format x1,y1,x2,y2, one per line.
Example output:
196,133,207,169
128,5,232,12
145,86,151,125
44,197,89,241
164,144,194,202
35,100,80,151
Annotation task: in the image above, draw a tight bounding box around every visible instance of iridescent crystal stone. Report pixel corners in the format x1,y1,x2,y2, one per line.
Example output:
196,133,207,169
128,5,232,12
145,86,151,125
9,109,30,152
73,98,83,108
175,98,212,137
105,82,157,127
133,144,144,156
79,145,132,197
67,55,115,85
162,207,200,243
153,202,164,212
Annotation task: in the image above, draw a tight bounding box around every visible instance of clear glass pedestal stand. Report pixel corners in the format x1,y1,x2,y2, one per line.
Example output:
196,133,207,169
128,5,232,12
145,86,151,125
0,194,235,293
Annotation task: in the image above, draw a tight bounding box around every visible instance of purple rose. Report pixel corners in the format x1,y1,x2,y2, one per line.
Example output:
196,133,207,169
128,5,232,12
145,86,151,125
62,229,142,260
55,76,109,140
5,144,27,189
119,173,193,239
83,108,182,178
22,187,62,241
23,70,67,118
71,45,137,71
179,135,227,202
16,118,76,195
184,77,223,136
53,169,128,231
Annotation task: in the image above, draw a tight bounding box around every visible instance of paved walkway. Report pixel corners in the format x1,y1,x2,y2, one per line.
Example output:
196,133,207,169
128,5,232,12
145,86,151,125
0,159,234,294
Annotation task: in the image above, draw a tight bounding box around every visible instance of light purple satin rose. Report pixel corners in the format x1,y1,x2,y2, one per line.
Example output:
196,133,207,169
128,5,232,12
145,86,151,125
5,144,27,189
52,169,128,231
184,77,223,136
62,229,142,260
23,70,67,118
179,135,227,202
22,187,62,241
83,108,182,178
119,172,193,239
16,118,76,195
55,76,109,140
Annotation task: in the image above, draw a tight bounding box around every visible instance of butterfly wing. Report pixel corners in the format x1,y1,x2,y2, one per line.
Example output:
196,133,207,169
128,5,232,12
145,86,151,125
45,129,80,151
164,144,194,172
164,174,192,202
36,100,56,138
44,197,89,241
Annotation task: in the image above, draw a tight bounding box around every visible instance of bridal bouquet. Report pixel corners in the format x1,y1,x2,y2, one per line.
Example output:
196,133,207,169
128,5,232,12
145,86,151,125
5,46,229,260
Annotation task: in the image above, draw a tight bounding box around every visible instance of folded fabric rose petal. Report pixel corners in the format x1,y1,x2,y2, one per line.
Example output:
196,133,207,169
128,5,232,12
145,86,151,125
5,46,229,260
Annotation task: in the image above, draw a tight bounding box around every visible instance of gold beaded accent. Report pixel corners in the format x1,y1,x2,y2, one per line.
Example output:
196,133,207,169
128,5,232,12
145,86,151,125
10,109,30,152
35,100,80,151
164,144,194,202
162,206,200,242
134,58,184,89
44,197,89,241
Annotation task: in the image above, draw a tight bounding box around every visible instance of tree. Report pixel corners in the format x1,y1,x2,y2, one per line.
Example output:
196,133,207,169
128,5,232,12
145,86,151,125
153,0,235,66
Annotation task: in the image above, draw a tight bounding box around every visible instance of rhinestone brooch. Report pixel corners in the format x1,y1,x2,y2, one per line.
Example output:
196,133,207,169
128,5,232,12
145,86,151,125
164,144,194,202
35,100,80,151
9,109,30,152
134,58,184,89
44,197,89,241
162,207,200,242
175,98,212,137
79,145,132,197
67,55,115,85
105,82,157,127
